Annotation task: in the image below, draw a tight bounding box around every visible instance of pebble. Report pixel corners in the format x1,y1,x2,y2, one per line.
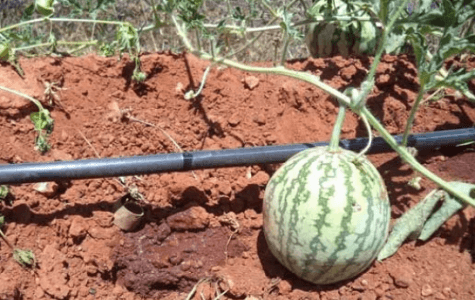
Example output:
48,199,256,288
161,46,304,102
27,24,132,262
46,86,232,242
228,113,241,126
244,76,259,90
33,182,59,197
166,206,210,231
69,217,88,239
442,287,452,297
421,284,434,297
278,280,292,295
252,113,266,125
389,266,413,288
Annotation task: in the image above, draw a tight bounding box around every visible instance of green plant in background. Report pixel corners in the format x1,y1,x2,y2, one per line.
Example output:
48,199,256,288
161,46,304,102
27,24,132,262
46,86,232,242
0,0,145,80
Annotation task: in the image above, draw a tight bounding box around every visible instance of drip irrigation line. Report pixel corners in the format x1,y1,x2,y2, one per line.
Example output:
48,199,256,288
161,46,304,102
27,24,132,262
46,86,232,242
0,127,474,184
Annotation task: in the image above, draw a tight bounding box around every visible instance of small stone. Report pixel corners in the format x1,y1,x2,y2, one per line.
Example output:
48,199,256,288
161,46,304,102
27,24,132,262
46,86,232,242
389,266,413,288
33,182,59,197
435,292,446,300
244,209,258,220
167,206,210,231
110,90,123,99
169,255,183,265
105,101,122,122
156,222,172,242
228,113,241,126
249,171,270,185
278,280,292,295
244,76,259,90
85,263,98,275
252,113,266,125
87,226,117,240
421,284,434,297
180,261,192,271
50,149,73,161
442,287,452,297
69,217,88,239
175,82,185,95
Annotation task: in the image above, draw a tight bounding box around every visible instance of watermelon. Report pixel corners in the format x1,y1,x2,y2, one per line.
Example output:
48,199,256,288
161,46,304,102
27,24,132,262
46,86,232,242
305,0,381,57
263,146,390,285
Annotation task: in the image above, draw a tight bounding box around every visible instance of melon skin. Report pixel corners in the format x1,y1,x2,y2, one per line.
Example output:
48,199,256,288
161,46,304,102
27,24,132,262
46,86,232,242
263,146,391,285
305,0,381,57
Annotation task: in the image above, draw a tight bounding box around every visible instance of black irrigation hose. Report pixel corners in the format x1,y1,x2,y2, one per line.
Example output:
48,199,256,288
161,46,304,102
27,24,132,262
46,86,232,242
0,127,474,185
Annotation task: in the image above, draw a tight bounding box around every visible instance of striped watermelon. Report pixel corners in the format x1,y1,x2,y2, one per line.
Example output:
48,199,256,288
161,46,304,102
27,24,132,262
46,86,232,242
305,0,381,57
263,146,390,285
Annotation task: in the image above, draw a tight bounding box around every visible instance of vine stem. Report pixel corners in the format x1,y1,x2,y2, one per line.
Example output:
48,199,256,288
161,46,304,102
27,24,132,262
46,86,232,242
0,229,14,250
0,18,126,34
140,16,380,34
362,106,475,207
365,0,411,81
0,85,45,111
328,104,346,152
14,40,97,51
401,86,425,146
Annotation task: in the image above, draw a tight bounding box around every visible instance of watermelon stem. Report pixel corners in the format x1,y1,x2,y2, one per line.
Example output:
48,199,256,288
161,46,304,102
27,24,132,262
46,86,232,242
328,104,346,152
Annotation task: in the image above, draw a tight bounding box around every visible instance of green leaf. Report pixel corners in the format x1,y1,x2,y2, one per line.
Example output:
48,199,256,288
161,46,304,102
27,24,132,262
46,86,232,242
99,42,116,57
0,42,10,61
278,7,303,41
0,215,4,228
30,110,54,132
232,6,245,22
378,189,444,261
425,68,475,101
22,3,36,20
35,134,51,153
378,182,475,261
13,249,36,268
419,182,475,241
0,185,9,200
116,23,140,55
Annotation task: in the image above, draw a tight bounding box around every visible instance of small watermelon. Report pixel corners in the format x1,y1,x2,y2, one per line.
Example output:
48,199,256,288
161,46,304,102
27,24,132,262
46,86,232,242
263,146,390,285
305,0,381,57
